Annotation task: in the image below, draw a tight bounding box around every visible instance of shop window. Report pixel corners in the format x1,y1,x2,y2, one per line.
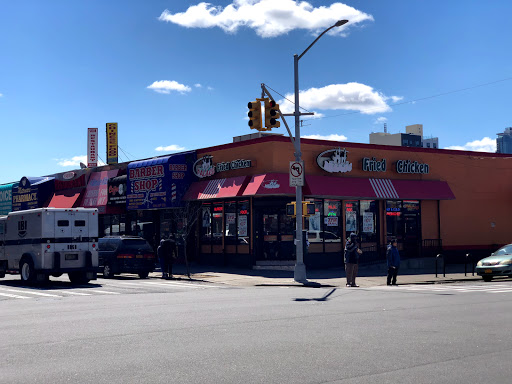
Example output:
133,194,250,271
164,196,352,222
306,199,325,243
323,200,341,242
345,200,359,239
200,203,212,245
360,200,377,243
386,200,403,241
238,200,250,245
225,201,237,245
212,202,223,245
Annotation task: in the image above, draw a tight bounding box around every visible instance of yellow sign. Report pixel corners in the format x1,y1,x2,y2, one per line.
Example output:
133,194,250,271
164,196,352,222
106,122,118,164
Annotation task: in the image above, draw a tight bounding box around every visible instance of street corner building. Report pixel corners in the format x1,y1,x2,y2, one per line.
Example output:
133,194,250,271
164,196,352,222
1,134,511,269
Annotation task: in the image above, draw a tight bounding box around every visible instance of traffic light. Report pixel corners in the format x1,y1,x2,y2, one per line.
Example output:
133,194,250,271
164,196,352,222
286,202,296,217
264,98,281,129
302,202,316,216
248,101,263,131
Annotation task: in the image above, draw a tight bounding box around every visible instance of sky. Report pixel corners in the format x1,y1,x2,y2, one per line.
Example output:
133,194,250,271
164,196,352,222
1,0,511,184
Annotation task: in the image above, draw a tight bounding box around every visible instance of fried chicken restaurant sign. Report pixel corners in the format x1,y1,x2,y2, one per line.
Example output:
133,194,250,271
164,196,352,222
193,155,252,178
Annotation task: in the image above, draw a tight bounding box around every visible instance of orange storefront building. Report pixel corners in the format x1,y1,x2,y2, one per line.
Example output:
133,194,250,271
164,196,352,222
184,134,512,268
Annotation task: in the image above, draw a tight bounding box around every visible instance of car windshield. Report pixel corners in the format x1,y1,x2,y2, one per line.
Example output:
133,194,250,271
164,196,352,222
493,245,512,256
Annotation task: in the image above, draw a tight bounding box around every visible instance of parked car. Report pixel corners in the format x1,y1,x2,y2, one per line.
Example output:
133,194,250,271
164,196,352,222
98,236,155,279
475,244,512,282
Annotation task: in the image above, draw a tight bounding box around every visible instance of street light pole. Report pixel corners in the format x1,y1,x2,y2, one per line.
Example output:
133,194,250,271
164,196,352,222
293,19,348,284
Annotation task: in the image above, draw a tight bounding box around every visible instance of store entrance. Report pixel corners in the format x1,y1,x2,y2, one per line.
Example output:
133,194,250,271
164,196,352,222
386,200,421,258
254,201,295,261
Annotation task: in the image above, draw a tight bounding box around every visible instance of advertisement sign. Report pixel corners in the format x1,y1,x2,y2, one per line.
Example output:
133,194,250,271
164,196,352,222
324,216,339,227
12,177,55,211
83,170,119,212
106,122,118,165
238,215,248,237
363,212,374,233
0,183,14,215
87,128,98,168
317,148,352,173
107,175,127,206
127,152,197,210
345,211,357,232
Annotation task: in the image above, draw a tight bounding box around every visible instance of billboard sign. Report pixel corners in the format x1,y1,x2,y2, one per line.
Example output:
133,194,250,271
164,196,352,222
87,128,98,168
0,183,14,215
106,122,118,164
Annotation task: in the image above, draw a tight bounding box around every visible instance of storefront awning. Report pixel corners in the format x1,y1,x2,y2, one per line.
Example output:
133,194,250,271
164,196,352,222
184,176,248,200
47,188,83,208
243,173,302,196
306,176,455,200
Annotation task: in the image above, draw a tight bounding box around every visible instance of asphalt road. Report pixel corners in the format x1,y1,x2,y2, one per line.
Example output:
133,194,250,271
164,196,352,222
1,275,512,384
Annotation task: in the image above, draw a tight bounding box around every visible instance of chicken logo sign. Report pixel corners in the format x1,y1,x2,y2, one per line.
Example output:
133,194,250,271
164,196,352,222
193,155,215,178
316,148,353,173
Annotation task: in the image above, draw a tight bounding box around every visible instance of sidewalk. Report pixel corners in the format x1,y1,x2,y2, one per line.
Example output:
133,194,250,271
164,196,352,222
152,264,484,288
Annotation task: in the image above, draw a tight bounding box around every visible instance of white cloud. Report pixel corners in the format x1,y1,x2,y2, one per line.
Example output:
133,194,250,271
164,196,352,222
147,80,192,94
444,137,496,153
207,86,214,91
277,83,400,116
374,117,387,124
158,0,373,38
194,83,202,88
0,93,3,97
56,155,105,167
303,133,347,141
155,144,186,152
390,96,403,103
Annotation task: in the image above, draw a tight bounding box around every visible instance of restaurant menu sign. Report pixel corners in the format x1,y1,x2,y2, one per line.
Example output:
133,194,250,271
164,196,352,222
127,152,197,210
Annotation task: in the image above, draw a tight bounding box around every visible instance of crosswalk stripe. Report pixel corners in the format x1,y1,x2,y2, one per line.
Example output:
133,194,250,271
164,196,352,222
51,290,92,296
0,288,62,298
0,292,31,299
371,284,512,294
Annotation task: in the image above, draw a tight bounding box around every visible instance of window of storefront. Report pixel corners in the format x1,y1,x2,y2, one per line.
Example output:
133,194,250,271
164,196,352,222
238,200,250,245
200,203,212,245
345,200,359,239
225,201,237,245
212,203,223,245
324,200,341,242
360,200,378,243
386,200,403,241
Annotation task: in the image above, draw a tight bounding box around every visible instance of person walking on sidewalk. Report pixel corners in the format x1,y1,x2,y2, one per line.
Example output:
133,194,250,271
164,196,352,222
344,232,362,287
386,238,401,285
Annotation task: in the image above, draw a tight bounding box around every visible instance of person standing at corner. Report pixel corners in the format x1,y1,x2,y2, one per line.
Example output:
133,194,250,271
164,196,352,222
157,239,168,279
344,232,361,287
386,238,401,285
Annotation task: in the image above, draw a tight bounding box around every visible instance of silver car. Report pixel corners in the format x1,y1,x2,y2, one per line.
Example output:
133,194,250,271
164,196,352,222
475,244,512,282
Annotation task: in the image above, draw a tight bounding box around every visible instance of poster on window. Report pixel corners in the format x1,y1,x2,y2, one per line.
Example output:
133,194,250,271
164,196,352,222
324,216,339,227
309,213,321,231
226,213,236,225
346,211,357,232
363,212,374,233
202,208,211,228
238,215,248,237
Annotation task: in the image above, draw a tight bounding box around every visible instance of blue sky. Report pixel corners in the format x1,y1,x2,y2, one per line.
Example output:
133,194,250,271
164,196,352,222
1,0,511,184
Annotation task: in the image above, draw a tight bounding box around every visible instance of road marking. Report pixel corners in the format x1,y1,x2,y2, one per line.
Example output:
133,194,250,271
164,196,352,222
50,290,92,296
0,292,31,299
77,289,120,295
370,284,512,294
0,288,62,298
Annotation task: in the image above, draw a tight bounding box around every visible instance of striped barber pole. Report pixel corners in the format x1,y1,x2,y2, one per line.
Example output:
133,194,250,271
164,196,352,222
369,178,399,199
199,179,226,199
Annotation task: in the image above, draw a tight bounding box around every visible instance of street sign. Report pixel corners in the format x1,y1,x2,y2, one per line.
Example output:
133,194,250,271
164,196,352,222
289,161,304,187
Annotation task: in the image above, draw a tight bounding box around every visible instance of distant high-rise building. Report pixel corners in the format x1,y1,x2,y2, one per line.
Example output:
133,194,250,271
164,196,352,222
369,124,438,148
496,127,512,154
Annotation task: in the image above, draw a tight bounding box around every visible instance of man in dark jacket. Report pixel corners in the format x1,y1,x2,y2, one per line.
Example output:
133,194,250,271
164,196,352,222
344,233,361,287
386,238,401,285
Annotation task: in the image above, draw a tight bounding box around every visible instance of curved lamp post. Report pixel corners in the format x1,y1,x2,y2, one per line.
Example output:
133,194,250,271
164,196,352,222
293,19,349,284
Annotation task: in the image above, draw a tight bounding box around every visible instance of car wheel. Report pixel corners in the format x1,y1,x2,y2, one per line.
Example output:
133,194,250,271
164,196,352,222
68,272,90,284
19,258,36,284
51,273,63,278
482,276,493,282
103,263,114,278
138,271,149,279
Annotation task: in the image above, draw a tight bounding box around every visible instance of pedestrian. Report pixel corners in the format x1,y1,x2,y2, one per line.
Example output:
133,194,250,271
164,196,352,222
344,232,362,287
386,238,401,285
166,234,177,279
157,239,168,279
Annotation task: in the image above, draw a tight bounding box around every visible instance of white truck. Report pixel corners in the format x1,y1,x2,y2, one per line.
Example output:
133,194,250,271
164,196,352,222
0,208,99,284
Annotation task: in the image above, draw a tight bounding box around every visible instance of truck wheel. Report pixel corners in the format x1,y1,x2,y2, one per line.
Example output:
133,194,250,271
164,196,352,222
103,263,114,278
138,271,149,279
482,276,493,282
68,272,90,285
20,258,36,284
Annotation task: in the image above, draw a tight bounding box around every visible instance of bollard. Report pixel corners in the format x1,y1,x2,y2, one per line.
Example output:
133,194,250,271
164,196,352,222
436,254,443,278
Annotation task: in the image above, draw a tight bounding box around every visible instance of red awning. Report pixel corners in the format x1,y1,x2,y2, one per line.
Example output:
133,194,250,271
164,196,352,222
306,175,455,200
184,176,248,200
47,188,83,208
243,173,304,196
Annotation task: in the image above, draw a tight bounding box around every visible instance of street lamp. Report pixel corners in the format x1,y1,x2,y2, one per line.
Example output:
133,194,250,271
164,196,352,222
293,19,349,284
